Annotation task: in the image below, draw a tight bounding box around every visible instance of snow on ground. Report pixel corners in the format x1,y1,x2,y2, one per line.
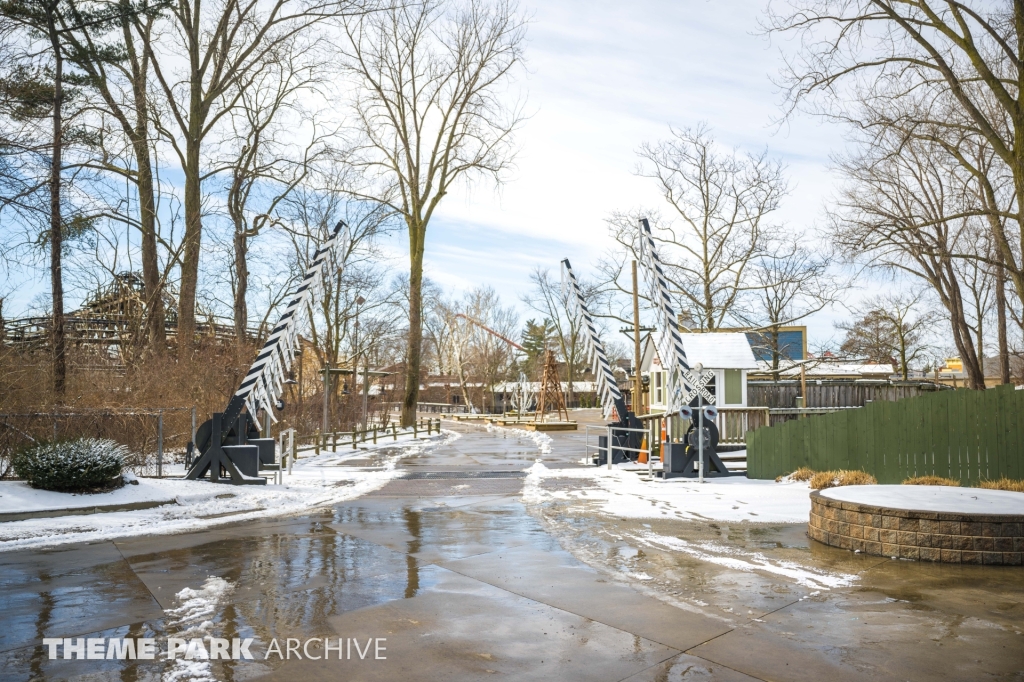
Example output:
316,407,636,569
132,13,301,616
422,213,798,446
625,528,857,589
521,457,858,591
523,461,813,524
483,422,553,455
821,484,1024,514
163,577,235,682
0,476,178,513
0,430,460,552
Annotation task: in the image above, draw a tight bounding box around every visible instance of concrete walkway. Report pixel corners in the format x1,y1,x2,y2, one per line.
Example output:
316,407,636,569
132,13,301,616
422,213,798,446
1,419,1022,681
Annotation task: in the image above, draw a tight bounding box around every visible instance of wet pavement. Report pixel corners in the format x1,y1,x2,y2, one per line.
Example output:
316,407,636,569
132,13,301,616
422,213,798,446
0,417,1022,681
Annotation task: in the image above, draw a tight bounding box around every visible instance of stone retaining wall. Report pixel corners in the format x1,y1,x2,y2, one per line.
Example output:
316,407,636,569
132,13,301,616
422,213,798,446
809,491,1024,565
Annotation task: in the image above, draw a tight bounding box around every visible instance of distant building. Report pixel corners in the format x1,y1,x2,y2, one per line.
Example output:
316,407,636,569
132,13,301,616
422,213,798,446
640,332,759,410
742,326,808,362
750,358,895,381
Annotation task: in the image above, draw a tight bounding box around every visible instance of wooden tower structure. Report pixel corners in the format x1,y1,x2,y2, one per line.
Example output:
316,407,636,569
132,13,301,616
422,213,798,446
535,349,569,422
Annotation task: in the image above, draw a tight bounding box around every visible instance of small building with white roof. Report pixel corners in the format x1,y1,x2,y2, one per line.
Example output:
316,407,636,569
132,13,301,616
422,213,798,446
641,333,759,410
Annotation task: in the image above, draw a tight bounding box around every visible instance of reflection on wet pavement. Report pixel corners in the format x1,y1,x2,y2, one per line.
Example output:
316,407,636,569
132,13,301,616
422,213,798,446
0,418,1022,681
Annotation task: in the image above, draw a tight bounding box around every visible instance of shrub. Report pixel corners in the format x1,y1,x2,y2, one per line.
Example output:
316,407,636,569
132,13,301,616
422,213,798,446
776,467,816,483
978,477,1024,493
903,476,960,486
12,439,127,492
809,469,877,490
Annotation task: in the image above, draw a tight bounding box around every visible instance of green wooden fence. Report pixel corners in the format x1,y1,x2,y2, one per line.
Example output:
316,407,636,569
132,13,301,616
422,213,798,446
747,384,1024,485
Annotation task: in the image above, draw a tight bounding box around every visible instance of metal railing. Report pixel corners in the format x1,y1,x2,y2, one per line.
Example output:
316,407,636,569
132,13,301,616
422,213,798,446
387,402,469,414
311,418,442,453
584,424,653,477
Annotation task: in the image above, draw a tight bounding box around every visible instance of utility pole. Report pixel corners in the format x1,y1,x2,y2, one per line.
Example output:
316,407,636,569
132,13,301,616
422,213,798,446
800,363,808,411
631,261,644,415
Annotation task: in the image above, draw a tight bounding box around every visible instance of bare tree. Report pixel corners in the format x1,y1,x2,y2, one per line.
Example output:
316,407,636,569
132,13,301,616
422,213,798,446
281,176,395,377
141,0,368,359
837,292,933,380
433,297,476,410
60,2,168,350
831,131,988,388
521,267,590,406
340,0,526,426
427,287,518,412
747,237,839,379
766,0,1024,339
608,125,787,331
220,43,330,343
462,286,518,411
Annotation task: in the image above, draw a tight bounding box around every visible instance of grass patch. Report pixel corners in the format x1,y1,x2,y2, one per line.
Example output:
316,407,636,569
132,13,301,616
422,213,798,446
809,469,877,490
903,475,960,486
977,477,1024,493
776,466,816,483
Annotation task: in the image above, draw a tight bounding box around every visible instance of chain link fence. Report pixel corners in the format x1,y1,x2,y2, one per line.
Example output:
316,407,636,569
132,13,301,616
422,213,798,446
0,407,195,479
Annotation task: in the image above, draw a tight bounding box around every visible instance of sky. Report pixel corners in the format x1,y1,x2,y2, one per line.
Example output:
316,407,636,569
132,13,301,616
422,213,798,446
1,0,878,348
405,0,865,347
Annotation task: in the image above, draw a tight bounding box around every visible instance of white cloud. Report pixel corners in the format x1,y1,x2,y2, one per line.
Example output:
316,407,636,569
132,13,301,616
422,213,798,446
421,0,855,341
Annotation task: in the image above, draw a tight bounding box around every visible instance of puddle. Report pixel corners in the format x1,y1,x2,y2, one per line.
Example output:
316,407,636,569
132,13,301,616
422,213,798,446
4,423,1023,679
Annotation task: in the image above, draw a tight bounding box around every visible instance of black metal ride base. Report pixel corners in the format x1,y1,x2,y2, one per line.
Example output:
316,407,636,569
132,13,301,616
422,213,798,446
185,412,267,485
662,419,731,479
591,411,643,466
673,445,731,478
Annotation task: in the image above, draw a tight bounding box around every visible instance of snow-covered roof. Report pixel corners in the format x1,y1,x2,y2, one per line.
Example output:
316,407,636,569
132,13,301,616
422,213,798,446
643,332,758,371
752,361,895,378
491,381,598,393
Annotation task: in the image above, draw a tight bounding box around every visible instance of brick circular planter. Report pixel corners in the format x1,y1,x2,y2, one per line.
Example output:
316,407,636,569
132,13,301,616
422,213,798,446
809,488,1024,565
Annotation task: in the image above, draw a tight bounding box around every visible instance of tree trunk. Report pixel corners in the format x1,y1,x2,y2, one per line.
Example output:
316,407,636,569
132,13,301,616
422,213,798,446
940,270,985,390
455,350,473,412
996,256,1011,384
178,138,202,358
48,17,66,399
134,140,163,350
401,230,426,426
770,328,781,383
126,19,164,352
899,335,909,381
233,227,248,344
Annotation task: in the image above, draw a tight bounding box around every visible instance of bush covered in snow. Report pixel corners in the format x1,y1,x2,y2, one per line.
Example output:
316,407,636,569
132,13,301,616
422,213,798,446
12,439,127,492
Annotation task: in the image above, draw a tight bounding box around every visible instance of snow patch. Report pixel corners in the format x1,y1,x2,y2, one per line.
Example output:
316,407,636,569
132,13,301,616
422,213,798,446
163,577,234,682
0,430,459,552
523,462,813,524
484,423,553,455
628,529,857,590
166,577,234,637
821,484,1024,514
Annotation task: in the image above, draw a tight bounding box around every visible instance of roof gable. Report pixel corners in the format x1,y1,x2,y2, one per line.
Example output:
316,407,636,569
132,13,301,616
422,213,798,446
641,332,758,371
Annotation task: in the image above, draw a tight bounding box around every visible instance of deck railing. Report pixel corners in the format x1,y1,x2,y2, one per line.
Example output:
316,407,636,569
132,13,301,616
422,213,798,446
714,407,770,444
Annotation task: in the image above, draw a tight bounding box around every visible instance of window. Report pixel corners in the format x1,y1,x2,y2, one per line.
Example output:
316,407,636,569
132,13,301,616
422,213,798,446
654,371,663,405
724,369,742,405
